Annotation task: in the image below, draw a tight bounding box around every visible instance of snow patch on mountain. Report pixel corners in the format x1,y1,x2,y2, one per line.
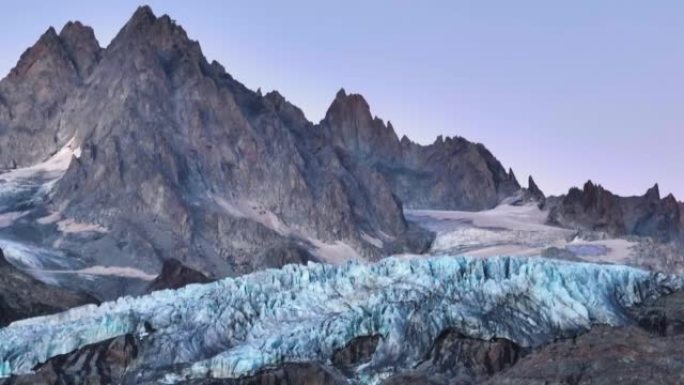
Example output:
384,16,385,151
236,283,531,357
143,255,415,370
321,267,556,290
407,204,642,266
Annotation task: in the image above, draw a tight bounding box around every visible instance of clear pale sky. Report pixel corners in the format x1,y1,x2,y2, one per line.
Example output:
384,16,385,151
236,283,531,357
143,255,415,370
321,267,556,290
1,1,683,197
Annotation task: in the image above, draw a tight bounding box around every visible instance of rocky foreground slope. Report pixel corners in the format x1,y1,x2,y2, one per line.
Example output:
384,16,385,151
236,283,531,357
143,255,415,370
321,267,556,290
0,6,526,297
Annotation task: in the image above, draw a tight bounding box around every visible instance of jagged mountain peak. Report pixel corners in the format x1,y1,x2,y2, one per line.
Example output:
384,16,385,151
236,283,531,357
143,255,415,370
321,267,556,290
508,167,518,183
336,87,347,98
7,26,71,79
58,21,102,78
528,175,541,193
326,88,372,120
322,88,400,158
126,5,157,29
645,183,661,201
110,5,198,56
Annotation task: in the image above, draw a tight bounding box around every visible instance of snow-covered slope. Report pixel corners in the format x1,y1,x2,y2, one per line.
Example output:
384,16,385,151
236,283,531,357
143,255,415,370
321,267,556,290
406,204,643,265
0,255,680,384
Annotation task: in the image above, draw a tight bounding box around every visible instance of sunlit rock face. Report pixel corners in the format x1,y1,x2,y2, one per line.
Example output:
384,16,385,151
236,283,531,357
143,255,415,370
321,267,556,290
0,256,681,384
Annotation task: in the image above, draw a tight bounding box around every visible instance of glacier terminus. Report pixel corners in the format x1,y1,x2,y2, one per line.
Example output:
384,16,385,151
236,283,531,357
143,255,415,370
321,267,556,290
0,255,680,384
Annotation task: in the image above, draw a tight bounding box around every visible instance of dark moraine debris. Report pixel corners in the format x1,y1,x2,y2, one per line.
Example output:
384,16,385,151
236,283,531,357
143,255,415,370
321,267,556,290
483,326,684,385
332,334,381,373
3,334,138,385
147,258,212,292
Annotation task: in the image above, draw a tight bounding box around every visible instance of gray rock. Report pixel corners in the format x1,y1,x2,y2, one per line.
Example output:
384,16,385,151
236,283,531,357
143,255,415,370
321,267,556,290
147,258,212,292
548,181,682,242
0,22,101,169
317,90,521,211
484,326,684,385
0,6,439,289
0,247,97,327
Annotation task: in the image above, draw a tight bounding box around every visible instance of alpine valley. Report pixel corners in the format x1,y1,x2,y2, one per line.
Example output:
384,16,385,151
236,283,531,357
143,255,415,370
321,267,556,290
1,6,683,385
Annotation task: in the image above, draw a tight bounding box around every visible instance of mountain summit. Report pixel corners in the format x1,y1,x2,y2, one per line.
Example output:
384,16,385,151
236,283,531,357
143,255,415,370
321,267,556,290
0,6,520,297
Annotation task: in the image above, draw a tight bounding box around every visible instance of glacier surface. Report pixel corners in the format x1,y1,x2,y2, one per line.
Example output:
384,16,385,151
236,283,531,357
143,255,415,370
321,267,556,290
0,255,681,383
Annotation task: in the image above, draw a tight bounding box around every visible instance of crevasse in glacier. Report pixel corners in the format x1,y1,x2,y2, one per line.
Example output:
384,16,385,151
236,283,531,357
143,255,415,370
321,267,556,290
0,255,681,383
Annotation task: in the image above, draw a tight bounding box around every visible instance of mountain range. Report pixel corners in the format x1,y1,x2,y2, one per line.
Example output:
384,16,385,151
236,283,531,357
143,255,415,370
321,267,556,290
1,5,684,385
0,6,537,298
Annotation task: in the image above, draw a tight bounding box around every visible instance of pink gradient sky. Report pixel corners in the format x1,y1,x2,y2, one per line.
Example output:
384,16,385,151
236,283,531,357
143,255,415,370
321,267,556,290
1,1,683,198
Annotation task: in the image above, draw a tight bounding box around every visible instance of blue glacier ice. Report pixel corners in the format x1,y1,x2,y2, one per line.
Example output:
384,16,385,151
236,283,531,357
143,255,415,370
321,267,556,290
0,255,681,384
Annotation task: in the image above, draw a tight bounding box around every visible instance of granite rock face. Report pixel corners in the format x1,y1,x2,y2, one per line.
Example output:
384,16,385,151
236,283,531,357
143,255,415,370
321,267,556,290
0,22,101,169
0,6,451,284
548,181,682,242
316,89,521,211
484,326,684,385
0,248,96,327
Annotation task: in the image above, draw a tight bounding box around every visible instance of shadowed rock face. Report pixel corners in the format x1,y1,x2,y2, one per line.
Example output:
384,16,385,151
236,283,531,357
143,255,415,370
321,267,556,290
380,331,525,385
483,326,684,385
0,248,96,327
548,181,682,242
3,334,138,385
0,22,101,169
0,6,441,285
526,176,545,206
629,290,684,337
332,334,381,373
315,89,521,211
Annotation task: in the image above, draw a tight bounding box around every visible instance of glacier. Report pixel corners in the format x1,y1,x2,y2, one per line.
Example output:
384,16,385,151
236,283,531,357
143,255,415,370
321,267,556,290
0,255,681,384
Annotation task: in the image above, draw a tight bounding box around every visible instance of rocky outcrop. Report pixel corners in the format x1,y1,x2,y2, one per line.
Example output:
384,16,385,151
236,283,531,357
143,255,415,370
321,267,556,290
0,22,101,169
548,181,682,241
629,290,684,337
0,6,441,286
3,334,138,385
331,334,380,373
147,259,212,292
484,326,684,385
381,330,525,385
0,248,96,327
526,176,545,206
317,90,521,211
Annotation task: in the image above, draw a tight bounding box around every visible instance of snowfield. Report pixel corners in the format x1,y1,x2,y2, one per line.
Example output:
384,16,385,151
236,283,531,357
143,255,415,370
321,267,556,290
406,204,640,265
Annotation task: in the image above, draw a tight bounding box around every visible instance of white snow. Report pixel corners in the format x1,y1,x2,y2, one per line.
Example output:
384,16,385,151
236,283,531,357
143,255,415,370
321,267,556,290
407,203,560,233
309,239,362,263
214,195,364,264
214,197,290,236
0,137,80,183
56,218,108,234
361,232,384,248
0,239,50,269
407,204,640,266
0,211,29,228
64,266,155,280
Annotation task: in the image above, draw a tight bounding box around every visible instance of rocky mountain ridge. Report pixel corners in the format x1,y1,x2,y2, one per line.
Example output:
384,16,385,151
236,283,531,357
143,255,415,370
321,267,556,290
0,5,521,296
548,181,683,242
